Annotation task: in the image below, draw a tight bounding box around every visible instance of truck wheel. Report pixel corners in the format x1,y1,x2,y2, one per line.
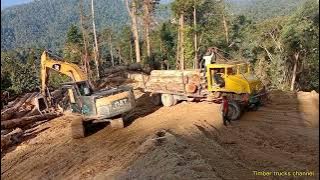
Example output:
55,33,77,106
110,118,124,129
151,94,162,106
227,101,241,121
161,94,177,107
71,117,85,139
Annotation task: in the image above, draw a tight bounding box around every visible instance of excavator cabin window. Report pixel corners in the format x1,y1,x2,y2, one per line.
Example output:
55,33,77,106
76,81,91,96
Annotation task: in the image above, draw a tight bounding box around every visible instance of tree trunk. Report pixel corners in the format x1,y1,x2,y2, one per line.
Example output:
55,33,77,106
79,0,93,83
1,128,23,150
129,40,133,63
193,4,198,69
290,52,299,91
109,34,114,67
176,20,181,70
125,0,141,63
222,14,229,44
143,0,151,59
179,13,185,70
117,45,124,64
1,93,32,120
1,113,62,129
91,0,100,78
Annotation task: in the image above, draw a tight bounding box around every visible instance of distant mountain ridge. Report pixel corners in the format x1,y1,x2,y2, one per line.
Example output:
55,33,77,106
1,0,307,51
227,0,307,21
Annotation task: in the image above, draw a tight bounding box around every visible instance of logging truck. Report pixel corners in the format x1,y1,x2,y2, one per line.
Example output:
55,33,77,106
36,51,136,139
143,61,267,120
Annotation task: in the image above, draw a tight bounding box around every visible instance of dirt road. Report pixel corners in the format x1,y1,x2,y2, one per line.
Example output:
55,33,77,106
1,89,319,180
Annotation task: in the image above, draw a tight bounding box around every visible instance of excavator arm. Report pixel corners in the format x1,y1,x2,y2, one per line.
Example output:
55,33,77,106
40,51,88,95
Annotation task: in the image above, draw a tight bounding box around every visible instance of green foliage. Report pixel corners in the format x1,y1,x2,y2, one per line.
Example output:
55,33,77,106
152,21,177,68
1,0,129,51
1,50,40,94
63,25,83,64
230,0,319,91
9,63,39,94
116,26,135,65
47,71,71,89
195,0,229,53
183,25,194,69
66,25,83,45
228,0,308,21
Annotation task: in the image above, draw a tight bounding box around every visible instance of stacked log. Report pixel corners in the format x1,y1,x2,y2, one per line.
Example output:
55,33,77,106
1,91,64,151
1,93,33,120
145,70,203,94
1,112,61,129
1,128,24,151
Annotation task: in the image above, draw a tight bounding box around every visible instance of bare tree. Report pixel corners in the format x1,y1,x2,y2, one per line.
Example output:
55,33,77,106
109,33,115,67
175,18,181,69
193,1,198,69
79,0,91,79
179,13,185,70
91,0,100,78
143,0,151,58
222,14,229,44
221,1,229,44
125,0,141,63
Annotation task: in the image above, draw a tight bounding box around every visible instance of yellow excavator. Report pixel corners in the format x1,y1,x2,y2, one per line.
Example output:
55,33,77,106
36,51,136,139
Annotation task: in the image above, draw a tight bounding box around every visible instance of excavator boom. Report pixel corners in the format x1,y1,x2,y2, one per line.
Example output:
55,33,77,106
40,51,88,94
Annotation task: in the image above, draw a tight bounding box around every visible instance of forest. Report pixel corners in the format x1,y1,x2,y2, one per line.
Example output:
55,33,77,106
1,0,319,96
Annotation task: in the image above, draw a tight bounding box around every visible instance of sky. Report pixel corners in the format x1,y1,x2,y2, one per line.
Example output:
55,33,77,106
1,0,33,9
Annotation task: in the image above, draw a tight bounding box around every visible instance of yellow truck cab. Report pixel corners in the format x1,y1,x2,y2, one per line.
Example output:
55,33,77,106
206,62,264,95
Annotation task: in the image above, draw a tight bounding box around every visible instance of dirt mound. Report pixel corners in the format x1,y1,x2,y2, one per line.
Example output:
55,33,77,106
1,90,319,180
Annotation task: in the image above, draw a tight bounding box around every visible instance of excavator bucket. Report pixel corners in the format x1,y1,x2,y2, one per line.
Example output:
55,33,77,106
33,93,49,113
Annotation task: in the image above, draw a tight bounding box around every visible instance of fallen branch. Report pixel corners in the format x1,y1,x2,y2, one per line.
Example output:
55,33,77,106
1,93,32,120
1,128,24,150
1,112,62,129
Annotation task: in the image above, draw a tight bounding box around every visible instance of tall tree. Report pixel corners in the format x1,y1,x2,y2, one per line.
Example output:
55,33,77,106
91,0,100,78
281,0,319,91
125,0,142,63
193,1,198,69
142,0,160,61
172,0,193,70
79,0,91,80
63,25,83,64
221,0,229,44
143,0,152,59
101,27,116,66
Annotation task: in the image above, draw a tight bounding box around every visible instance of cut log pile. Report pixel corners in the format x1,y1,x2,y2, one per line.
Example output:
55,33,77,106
144,70,204,94
1,92,63,151
96,69,150,89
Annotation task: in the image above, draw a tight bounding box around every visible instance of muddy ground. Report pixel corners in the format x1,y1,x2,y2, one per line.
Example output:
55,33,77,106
1,87,319,180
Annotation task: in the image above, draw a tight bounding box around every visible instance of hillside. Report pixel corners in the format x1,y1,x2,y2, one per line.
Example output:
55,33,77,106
1,0,129,51
1,0,33,10
1,0,308,51
227,0,307,21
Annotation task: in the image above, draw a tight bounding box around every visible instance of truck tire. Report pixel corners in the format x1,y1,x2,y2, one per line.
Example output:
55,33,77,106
151,94,162,106
110,118,124,129
227,101,241,121
161,94,177,107
71,117,85,139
